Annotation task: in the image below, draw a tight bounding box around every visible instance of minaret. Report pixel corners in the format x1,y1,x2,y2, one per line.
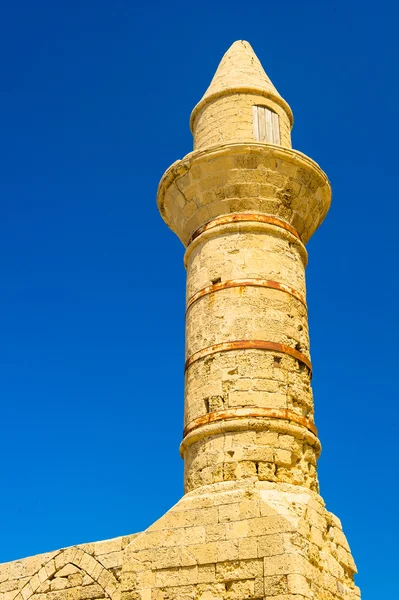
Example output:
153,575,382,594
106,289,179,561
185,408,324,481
158,40,327,496
149,40,361,599
0,40,361,600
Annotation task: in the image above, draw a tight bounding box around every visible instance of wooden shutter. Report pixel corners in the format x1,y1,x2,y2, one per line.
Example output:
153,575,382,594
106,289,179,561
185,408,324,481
252,106,281,145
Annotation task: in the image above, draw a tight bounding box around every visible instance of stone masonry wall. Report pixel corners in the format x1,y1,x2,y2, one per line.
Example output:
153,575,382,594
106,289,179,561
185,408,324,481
0,535,137,600
121,480,360,600
192,93,292,151
158,145,331,248
183,427,319,494
0,482,360,600
182,221,319,494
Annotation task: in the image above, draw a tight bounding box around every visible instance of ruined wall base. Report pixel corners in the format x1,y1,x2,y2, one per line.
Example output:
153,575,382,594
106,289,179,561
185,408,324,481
0,481,360,600
122,480,360,599
0,534,138,600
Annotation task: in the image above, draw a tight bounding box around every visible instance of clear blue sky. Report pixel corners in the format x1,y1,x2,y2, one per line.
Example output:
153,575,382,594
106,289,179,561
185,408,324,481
0,1,397,596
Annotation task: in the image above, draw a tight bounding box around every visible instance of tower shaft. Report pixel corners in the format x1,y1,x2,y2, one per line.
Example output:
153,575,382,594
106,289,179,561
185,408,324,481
158,136,330,495
181,150,320,494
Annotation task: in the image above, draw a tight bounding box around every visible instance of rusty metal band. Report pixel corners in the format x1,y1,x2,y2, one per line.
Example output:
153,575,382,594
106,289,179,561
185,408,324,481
185,340,312,373
183,407,317,438
186,278,307,313
188,213,301,246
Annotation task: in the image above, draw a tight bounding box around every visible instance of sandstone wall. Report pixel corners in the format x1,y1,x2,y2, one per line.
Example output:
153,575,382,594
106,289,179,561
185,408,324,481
121,480,361,600
0,535,137,600
192,93,292,151
0,481,361,600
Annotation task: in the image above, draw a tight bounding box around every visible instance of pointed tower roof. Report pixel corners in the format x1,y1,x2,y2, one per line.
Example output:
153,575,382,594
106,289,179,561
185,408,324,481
190,40,293,130
202,40,279,99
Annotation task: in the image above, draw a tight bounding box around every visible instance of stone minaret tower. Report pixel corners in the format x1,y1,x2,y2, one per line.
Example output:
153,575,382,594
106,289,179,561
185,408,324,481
151,40,361,599
0,40,361,600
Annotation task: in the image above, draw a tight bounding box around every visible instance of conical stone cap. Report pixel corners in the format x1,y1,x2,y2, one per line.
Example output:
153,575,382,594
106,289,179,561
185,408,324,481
190,40,293,129
202,40,279,99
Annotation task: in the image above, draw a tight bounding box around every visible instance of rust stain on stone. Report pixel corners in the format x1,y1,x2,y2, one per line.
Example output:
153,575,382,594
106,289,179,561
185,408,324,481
187,213,301,246
186,278,307,313
183,407,318,438
185,340,312,373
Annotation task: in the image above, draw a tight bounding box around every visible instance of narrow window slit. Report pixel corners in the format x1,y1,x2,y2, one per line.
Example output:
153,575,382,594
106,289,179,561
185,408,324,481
253,105,281,144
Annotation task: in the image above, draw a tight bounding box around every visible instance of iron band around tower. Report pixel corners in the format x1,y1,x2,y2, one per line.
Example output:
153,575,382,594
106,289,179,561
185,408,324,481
187,212,302,246
183,407,318,438
184,340,312,374
186,278,307,314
